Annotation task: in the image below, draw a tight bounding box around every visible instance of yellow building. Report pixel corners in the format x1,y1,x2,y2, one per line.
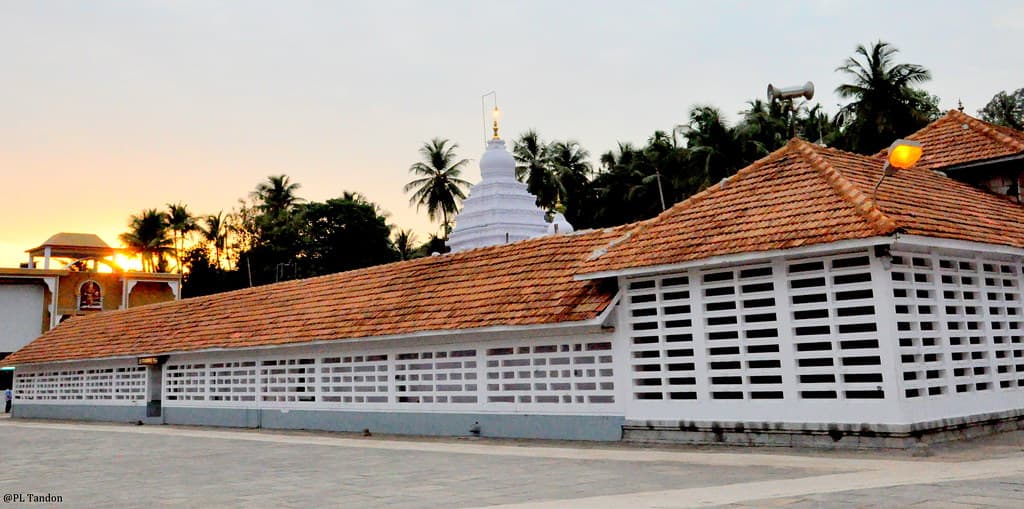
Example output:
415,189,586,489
0,233,180,386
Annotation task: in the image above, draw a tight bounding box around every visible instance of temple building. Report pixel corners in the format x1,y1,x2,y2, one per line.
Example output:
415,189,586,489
5,112,1024,448
448,111,571,252
0,233,180,389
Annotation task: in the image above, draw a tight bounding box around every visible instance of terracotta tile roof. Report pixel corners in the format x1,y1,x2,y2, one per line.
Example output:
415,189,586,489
4,228,624,365
579,138,1024,276
27,232,115,257
37,232,111,249
879,110,1024,169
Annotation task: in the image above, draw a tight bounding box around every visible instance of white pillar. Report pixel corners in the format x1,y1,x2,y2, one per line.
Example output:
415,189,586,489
610,282,633,415
868,246,907,424
771,257,800,401
687,267,711,402
43,246,51,270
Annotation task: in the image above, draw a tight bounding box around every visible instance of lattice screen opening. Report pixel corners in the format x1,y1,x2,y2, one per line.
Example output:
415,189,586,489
15,365,144,403
789,254,883,400
395,349,478,404
166,363,208,401
485,341,614,405
892,252,1024,399
628,276,687,401
209,361,257,402
113,367,147,401
321,354,390,404
260,358,316,403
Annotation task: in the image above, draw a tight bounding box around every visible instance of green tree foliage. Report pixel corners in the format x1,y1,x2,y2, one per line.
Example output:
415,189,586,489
393,229,418,261
404,138,472,237
833,40,934,153
119,209,172,272
252,174,304,219
200,211,230,270
299,196,398,276
979,88,1024,130
166,202,198,274
172,176,399,295
180,246,245,298
241,175,307,285
512,130,556,210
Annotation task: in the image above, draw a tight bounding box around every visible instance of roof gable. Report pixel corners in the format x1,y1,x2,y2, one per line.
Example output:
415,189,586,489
883,110,1024,169
579,138,1024,276
27,233,114,257
5,228,623,365
577,139,897,275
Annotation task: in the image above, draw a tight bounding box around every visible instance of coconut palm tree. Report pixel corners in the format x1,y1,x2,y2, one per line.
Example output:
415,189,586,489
201,211,229,270
684,106,748,189
834,40,933,153
547,140,591,205
979,88,1024,130
404,138,472,237
512,130,554,208
119,209,172,272
393,229,417,261
252,174,304,219
166,202,197,274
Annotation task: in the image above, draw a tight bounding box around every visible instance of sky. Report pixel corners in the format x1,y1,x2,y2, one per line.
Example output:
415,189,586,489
1,1,1022,268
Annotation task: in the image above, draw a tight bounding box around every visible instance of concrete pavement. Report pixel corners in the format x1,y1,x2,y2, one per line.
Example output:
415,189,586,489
0,416,1022,508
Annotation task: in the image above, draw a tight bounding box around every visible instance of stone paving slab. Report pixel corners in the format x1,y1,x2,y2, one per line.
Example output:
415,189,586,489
718,476,1024,508
0,420,826,509
1,417,1023,508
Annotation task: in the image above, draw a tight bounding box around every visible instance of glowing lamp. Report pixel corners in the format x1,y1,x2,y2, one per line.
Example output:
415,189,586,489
873,138,924,197
491,106,502,139
137,355,168,366
887,139,923,170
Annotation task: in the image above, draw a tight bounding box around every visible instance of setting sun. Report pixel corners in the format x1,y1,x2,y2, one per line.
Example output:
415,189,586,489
113,253,144,272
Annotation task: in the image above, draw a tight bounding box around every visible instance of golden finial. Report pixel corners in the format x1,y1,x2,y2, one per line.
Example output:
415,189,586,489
492,106,501,139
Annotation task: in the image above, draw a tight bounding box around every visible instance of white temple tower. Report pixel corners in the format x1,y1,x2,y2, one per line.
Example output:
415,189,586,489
448,109,572,252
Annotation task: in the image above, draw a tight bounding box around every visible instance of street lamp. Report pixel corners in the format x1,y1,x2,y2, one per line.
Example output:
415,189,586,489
872,139,923,198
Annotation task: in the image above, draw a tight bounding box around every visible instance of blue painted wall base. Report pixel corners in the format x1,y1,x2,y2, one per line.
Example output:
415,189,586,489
13,404,147,422
16,404,624,441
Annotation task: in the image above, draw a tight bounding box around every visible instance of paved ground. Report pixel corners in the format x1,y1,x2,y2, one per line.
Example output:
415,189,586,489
0,416,1022,508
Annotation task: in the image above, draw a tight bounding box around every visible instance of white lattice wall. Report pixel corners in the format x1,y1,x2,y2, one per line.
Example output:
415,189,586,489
14,362,146,405
209,361,258,402
166,363,208,402
624,249,901,423
160,333,617,415
322,354,389,404
890,250,1024,421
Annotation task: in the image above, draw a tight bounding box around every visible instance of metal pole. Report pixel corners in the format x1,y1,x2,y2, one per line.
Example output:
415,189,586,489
655,169,667,211
481,91,496,147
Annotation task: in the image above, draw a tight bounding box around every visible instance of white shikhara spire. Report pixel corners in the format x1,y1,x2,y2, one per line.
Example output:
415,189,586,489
448,108,572,253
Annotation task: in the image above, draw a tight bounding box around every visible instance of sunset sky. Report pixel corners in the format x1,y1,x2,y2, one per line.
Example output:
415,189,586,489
2,1,1021,268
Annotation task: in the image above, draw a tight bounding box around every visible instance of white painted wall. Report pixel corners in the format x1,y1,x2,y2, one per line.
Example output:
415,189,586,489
0,285,44,353
158,331,620,416
14,359,147,406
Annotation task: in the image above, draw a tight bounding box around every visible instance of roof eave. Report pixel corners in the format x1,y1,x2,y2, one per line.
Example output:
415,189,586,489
575,235,895,281
937,153,1024,173
1,310,618,369
894,234,1024,259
